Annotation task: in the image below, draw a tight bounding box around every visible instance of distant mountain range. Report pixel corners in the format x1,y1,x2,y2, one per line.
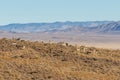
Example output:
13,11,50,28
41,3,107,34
0,21,120,34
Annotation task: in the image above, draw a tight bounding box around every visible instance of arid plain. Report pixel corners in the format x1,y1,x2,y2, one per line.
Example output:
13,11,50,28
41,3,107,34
0,32,120,49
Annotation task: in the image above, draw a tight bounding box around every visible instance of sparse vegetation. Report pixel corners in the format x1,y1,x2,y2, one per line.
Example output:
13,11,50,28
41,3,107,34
0,38,120,80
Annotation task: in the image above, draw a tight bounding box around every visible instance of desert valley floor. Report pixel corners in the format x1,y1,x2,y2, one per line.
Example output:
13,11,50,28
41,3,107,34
0,32,120,49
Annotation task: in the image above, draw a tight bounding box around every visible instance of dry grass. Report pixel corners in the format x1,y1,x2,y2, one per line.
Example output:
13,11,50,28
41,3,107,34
0,38,120,80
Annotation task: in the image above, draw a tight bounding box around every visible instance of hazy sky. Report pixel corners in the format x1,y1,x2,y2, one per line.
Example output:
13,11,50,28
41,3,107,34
0,0,120,25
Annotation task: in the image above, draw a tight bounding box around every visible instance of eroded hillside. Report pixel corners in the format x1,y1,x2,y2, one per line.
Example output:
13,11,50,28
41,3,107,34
0,38,120,80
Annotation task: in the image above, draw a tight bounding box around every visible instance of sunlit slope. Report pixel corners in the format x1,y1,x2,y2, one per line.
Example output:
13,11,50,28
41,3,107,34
0,38,120,80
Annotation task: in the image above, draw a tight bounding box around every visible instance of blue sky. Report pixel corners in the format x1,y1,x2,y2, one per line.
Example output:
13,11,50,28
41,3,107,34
0,0,120,25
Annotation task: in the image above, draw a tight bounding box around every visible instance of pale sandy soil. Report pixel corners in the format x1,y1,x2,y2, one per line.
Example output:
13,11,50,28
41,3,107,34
70,42,120,50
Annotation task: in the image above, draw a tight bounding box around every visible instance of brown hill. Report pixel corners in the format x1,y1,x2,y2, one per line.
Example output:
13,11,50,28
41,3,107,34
0,38,120,80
